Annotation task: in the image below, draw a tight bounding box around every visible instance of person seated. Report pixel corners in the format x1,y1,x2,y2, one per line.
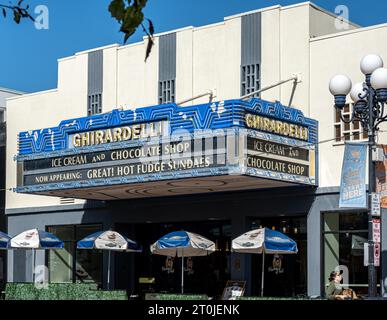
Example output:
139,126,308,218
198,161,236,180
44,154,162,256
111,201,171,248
325,271,358,300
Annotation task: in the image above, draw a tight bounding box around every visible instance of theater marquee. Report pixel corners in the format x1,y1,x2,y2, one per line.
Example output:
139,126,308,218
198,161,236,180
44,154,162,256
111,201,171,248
15,99,318,200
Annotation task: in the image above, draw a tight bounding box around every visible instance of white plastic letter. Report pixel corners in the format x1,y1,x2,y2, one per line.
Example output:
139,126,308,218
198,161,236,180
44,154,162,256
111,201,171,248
34,5,49,30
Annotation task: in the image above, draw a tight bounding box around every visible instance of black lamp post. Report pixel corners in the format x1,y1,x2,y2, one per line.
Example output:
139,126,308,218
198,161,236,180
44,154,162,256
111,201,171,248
329,54,387,298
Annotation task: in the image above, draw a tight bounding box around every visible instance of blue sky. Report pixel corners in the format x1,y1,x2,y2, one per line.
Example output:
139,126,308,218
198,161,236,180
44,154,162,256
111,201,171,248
1,0,386,93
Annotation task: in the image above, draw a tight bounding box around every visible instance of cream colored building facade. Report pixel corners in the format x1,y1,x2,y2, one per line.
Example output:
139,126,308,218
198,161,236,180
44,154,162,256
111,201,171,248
5,2,387,297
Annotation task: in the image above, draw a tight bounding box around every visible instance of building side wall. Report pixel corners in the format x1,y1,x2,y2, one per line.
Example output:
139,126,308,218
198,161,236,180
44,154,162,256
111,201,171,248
310,26,387,188
279,5,311,115
102,46,119,112
1,89,23,285
260,9,281,103
116,40,159,110
190,20,241,105
6,88,88,209
309,5,358,38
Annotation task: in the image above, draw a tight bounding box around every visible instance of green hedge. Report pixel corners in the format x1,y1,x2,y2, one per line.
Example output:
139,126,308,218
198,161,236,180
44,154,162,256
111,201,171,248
5,283,128,300
238,296,321,300
145,293,208,300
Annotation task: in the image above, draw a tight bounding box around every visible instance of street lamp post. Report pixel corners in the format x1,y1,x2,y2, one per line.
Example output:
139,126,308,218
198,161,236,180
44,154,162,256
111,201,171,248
329,54,387,298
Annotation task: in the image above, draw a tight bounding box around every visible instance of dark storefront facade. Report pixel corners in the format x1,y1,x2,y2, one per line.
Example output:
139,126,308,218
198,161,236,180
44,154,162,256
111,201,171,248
8,186,380,297
7,187,316,297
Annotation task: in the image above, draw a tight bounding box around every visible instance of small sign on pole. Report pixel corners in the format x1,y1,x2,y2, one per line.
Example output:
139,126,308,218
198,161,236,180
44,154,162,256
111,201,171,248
373,219,381,243
371,193,381,216
364,243,369,267
374,243,380,267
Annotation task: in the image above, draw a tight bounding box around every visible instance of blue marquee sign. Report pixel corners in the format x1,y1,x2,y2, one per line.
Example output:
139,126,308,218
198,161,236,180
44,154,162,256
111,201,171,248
15,98,319,198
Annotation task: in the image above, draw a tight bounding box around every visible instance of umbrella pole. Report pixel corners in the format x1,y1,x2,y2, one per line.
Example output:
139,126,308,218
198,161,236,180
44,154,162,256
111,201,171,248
181,255,184,294
107,251,111,290
32,249,36,284
261,253,265,297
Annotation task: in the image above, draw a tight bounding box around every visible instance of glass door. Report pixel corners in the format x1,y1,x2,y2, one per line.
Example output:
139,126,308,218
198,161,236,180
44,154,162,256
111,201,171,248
47,224,102,285
48,225,74,283
322,212,375,296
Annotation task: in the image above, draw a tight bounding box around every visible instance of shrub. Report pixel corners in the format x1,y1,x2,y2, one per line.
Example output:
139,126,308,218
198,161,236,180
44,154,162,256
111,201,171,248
145,293,208,300
4,283,128,300
238,296,315,300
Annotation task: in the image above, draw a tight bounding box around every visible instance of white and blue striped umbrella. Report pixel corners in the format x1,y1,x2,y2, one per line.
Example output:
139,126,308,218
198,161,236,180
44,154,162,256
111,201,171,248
151,231,215,294
77,230,142,252
232,228,298,297
0,231,11,250
10,228,64,284
77,230,142,290
10,228,64,249
232,228,298,254
151,231,215,257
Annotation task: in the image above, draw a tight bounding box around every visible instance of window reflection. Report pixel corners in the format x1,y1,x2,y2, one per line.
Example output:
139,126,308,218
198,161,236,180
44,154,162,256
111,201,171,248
323,212,373,295
48,224,102,285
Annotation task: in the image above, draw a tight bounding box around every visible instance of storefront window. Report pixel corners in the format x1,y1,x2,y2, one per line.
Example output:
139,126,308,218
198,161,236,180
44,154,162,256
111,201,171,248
75,225,102,284
323,212,372,295
48,225,73,283
48,224,102,285
250,216,307,297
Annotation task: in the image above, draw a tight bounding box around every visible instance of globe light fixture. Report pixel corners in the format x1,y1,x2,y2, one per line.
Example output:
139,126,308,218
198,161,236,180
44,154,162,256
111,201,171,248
329,74,352,108
350,82,367,111
350,82,365,103
371,67,387,101
360,54,384,83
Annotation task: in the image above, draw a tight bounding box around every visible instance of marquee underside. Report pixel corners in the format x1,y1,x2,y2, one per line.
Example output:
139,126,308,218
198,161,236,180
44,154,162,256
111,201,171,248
33,175,294,200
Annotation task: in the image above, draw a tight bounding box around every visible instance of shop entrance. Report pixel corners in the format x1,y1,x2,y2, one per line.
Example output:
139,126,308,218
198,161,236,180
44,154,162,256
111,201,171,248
249,216,307,297
115,220,231,298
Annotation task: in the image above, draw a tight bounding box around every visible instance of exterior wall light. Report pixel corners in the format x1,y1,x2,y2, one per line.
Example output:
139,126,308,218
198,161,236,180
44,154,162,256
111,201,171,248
371,67,387,101
350,82,367,111
329,74,352,108
360,54,384,81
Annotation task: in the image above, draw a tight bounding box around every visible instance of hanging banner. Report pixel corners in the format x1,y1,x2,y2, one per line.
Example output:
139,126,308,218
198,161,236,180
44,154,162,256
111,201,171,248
339,142,368,208
376,145,387,208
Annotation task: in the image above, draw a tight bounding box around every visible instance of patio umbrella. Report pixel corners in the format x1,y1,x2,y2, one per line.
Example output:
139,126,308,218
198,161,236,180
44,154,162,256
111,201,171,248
77,230,142,290
0,231,11,250
150,231,216,294
10,228,64,283
232,228,298,297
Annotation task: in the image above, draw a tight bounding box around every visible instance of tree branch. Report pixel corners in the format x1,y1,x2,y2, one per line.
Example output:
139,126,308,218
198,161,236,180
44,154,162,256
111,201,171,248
0,0,34,24
109,0,154,61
